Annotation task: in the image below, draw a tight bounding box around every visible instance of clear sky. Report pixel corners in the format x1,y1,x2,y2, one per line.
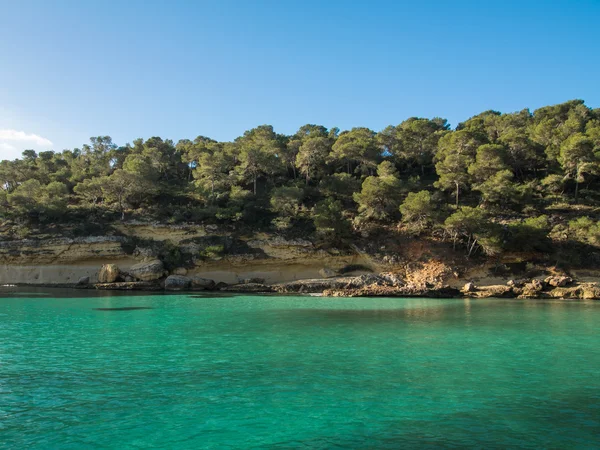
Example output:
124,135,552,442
1,0,599,159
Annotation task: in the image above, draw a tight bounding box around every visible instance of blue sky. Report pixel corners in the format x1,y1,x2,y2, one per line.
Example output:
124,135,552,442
1,0,599,159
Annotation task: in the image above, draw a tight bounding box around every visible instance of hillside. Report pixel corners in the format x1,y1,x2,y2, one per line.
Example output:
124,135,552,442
2,99,600,296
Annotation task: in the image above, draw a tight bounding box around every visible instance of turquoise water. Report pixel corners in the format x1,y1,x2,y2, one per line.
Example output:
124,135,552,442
1,291,599,449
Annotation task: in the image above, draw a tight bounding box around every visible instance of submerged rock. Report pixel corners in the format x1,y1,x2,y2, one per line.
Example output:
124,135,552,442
98,264,119,283
164,275,192,290
129,260,165,281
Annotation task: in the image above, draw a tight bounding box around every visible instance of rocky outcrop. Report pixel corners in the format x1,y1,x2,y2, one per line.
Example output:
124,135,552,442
518,279,546,298
98,264,120,283
165,275,191,290
547,283,600,300
190,276,215,290
467,285,514,298
544,276,573,287
128,260,165,281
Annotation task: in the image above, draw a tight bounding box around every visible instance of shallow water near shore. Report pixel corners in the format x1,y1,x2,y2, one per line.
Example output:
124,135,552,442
1,290,599,449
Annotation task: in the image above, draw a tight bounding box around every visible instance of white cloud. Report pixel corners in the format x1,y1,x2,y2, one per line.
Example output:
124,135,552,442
0,129,53,161
0,129,53,147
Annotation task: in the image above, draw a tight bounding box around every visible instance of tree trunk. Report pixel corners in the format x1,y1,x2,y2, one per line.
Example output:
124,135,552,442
575,165,580,203
253,176,257,195
455,181,460,208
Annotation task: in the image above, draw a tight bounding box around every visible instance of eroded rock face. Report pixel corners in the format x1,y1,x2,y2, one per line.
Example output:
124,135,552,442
98,264,120,283
129,260,165,281
165,275,191,290
0,236,127,265
172,267,188,276
190,276,215,290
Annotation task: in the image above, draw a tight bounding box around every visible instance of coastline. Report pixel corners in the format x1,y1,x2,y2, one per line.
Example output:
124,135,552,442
3,272,599,300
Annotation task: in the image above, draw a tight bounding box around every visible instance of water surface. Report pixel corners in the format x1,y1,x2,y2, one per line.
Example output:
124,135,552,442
1,290,599,448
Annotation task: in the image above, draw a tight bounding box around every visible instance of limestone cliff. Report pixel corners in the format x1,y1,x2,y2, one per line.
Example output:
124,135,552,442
0,224,371,285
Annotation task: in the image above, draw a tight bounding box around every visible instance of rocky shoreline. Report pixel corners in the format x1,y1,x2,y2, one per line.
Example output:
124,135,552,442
31,261,598,300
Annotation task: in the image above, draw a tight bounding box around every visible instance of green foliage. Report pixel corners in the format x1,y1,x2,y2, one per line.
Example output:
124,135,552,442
330,127,379,175
353,161,404,221
2,99,600,263
399,190,439,232
270,186,304,218
313,198,351,239
567,217,600,246
507,216,552,252
444,207,494,256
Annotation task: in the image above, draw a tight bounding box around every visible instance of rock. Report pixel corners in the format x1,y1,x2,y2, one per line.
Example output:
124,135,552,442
470,285,514,298
544,276,573,287
319,268,337,278
243,277,265,284
426,286,462,298
205,224,218,232
274,275,382,294
133,246,158,259
518,279,546,298
531,279,545,290
94,281,161,291
190,276,215,290
215,282,229,290
548,283,600,300
220,283,274,293
77,276,90,286
164,275,191,291
379,272,404,287
463,282,477,293
172,267,188,276
98,264,120,283
129,260,165,281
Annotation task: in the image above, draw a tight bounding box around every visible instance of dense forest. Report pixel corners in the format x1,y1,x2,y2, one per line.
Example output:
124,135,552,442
1,99,600,263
